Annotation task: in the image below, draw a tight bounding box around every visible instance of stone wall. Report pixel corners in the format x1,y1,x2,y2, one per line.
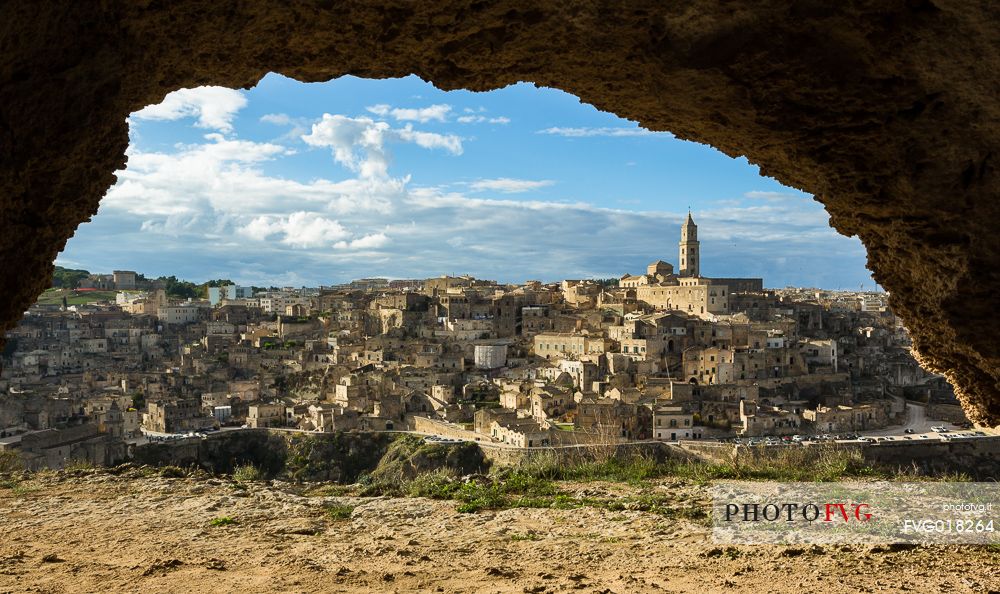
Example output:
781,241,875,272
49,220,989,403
413,416,488,442
926,403,970,424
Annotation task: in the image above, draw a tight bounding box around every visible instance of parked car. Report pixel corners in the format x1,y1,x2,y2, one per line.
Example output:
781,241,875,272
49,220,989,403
903,428,915,434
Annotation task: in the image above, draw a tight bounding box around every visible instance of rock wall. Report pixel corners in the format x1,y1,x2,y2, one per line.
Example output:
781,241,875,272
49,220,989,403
131,429,288,475
680,438,1000,480
2,2,998,423
861,437,1000,480
480,441,691,467
130,429,485,483
283,430,401,482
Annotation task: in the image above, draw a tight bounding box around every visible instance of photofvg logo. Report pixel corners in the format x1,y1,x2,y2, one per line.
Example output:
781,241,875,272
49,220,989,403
723,501,872,524
711,482,999,545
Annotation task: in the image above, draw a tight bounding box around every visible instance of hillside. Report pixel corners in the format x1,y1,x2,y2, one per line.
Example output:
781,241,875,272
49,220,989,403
0,467,996,593
35,288,118,306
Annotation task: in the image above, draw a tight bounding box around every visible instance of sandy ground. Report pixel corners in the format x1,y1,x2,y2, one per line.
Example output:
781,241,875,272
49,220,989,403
0,469,997,594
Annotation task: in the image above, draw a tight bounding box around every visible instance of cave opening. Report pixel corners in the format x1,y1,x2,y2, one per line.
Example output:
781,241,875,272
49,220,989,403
2,2,996,425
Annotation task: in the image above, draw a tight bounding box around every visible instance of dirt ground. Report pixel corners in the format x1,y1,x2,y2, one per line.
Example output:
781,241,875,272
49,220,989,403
1,469,997,594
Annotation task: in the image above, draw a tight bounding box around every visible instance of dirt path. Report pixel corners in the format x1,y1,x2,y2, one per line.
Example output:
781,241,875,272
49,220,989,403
0,471,997,593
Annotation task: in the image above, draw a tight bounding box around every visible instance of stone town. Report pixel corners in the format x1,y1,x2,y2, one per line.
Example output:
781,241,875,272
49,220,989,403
0,215,963,469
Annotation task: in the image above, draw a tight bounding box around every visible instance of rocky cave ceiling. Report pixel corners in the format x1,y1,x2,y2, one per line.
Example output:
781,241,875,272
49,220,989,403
1,1,997,424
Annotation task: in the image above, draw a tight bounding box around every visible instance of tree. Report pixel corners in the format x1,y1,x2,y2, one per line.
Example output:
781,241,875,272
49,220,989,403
201,278,234,298
158,275,199,299
51,266,90,289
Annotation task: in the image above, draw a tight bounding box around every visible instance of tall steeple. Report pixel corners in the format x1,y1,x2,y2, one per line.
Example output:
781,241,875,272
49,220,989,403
679,210,700,277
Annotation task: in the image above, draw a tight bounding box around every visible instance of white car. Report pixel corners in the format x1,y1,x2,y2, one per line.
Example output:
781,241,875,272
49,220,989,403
931,426,948,433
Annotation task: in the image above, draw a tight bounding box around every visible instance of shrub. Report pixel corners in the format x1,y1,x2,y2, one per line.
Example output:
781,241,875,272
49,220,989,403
407,468,461,499
63,459,96,472
232,464,263,484
209,516,236,527
159,465,187,478
324,503,354,521
455,482,507,513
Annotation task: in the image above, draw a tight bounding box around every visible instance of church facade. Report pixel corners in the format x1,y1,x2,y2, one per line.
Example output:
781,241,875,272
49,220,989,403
620,212,762,318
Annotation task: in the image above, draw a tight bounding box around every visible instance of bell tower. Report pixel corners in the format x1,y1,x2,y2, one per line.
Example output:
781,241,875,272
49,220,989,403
679,210,700,277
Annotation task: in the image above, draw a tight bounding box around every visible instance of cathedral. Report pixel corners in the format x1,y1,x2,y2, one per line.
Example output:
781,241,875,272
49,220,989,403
619,212,762,318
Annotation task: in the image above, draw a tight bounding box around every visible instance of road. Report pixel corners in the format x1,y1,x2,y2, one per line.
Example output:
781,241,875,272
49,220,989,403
865,402,944,436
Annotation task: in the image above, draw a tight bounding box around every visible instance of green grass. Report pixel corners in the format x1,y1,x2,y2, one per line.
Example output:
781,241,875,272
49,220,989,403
232,464,263,484
406,468,462,499
509,446,885,485
324,503,354,521
509,532,541,541
302,445,966,517
419,446,891,515
35,289,119,306
453,471,561,513
303,484,356,497
209,516,236,527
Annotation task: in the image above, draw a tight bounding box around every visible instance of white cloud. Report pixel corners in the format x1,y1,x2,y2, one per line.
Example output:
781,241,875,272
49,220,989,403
334,232,389,250
101,132,402,253
537,126,656,138
260,113,292,125
132,87,248,133
469,178,554,193
395,124,463,155
457,115,511,124
302,114,392,177
366,103,451,123
241,212,351,248
302,115,462,178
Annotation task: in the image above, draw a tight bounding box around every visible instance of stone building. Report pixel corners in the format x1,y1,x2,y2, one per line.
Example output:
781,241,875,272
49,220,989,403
679,211,700,277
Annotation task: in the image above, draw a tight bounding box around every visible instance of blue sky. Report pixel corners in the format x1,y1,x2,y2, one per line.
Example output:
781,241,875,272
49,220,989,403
58,73,876,289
